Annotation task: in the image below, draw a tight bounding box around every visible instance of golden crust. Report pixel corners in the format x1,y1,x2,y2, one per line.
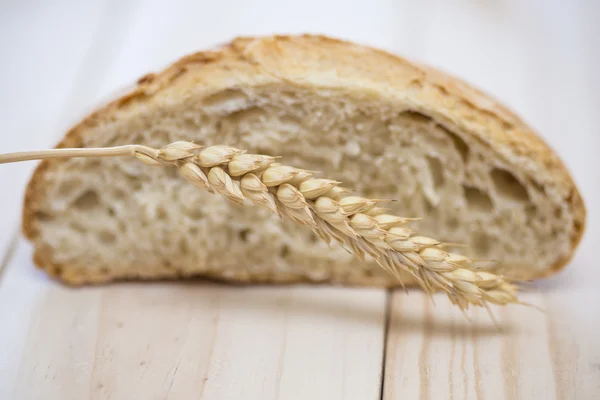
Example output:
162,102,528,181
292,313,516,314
22,34,586,282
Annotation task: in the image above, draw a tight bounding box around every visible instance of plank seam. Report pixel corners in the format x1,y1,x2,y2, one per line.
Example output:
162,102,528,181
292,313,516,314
0,229,19,283
379,289,393,400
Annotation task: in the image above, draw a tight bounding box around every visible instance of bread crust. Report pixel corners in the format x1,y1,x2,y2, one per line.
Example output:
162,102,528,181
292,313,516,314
22,35,586,284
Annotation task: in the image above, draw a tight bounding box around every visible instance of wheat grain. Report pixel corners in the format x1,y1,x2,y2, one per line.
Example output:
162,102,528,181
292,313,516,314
0,141,520,310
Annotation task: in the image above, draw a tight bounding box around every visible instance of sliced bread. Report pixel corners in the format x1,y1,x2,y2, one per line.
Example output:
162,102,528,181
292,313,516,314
22,35,586,286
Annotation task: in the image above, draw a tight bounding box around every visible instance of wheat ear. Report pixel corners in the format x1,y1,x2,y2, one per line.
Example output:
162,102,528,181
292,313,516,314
0,141,518,310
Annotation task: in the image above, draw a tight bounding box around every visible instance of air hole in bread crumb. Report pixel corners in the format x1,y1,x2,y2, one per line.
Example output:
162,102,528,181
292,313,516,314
309,233,319,243
189,227,198,235
371,167,383,182
424,197,435,214
501,120,514,131
426,156,444,189
554,207,563,219
185,208,204,220
35,212,52,221
222,106,267,126
472,232,491,255
435,85,450,95
164,168,177,178
447,217,459,230
503,243,516,254
440,126,470,162
87,160,101,169
280,245,290,259
238,229,250,242
156,207,167,221
491,168,529,203
179,238,189,255
113,188,126,200
71,222,86,233
127,177,143,191
254,146,271,156
401,110,431,125
98,231,116,244
463,186,493,212
530,178,545,194
370,145,384,158
363,269,375,278
203,89,249,113
407,79,423,91
57,180,77,198
73,190,99,210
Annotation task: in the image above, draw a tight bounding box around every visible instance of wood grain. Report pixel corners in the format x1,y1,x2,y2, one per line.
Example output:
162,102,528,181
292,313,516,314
383,290,600,399
384,1,600,398
0,241,386,400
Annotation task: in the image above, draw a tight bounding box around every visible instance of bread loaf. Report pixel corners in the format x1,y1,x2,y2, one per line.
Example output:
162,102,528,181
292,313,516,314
22,35,585,286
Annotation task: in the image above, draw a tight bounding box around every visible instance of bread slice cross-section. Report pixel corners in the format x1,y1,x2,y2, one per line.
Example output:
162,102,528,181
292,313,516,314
22,35,585,286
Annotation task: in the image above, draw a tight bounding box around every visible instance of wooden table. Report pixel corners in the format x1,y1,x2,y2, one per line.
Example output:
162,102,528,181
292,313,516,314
1,1,598,398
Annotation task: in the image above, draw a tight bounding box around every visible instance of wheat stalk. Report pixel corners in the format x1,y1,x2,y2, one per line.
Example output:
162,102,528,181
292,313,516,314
0,141,519,311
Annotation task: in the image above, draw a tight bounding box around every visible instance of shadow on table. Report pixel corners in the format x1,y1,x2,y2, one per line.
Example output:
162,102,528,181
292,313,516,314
172,282,517,337
39,276,521,338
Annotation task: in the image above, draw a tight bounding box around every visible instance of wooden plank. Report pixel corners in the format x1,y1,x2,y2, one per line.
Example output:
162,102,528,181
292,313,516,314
0,2,398,398
384,1,600,399
0,1,394,398
383,289,600,399
0,239,386,400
